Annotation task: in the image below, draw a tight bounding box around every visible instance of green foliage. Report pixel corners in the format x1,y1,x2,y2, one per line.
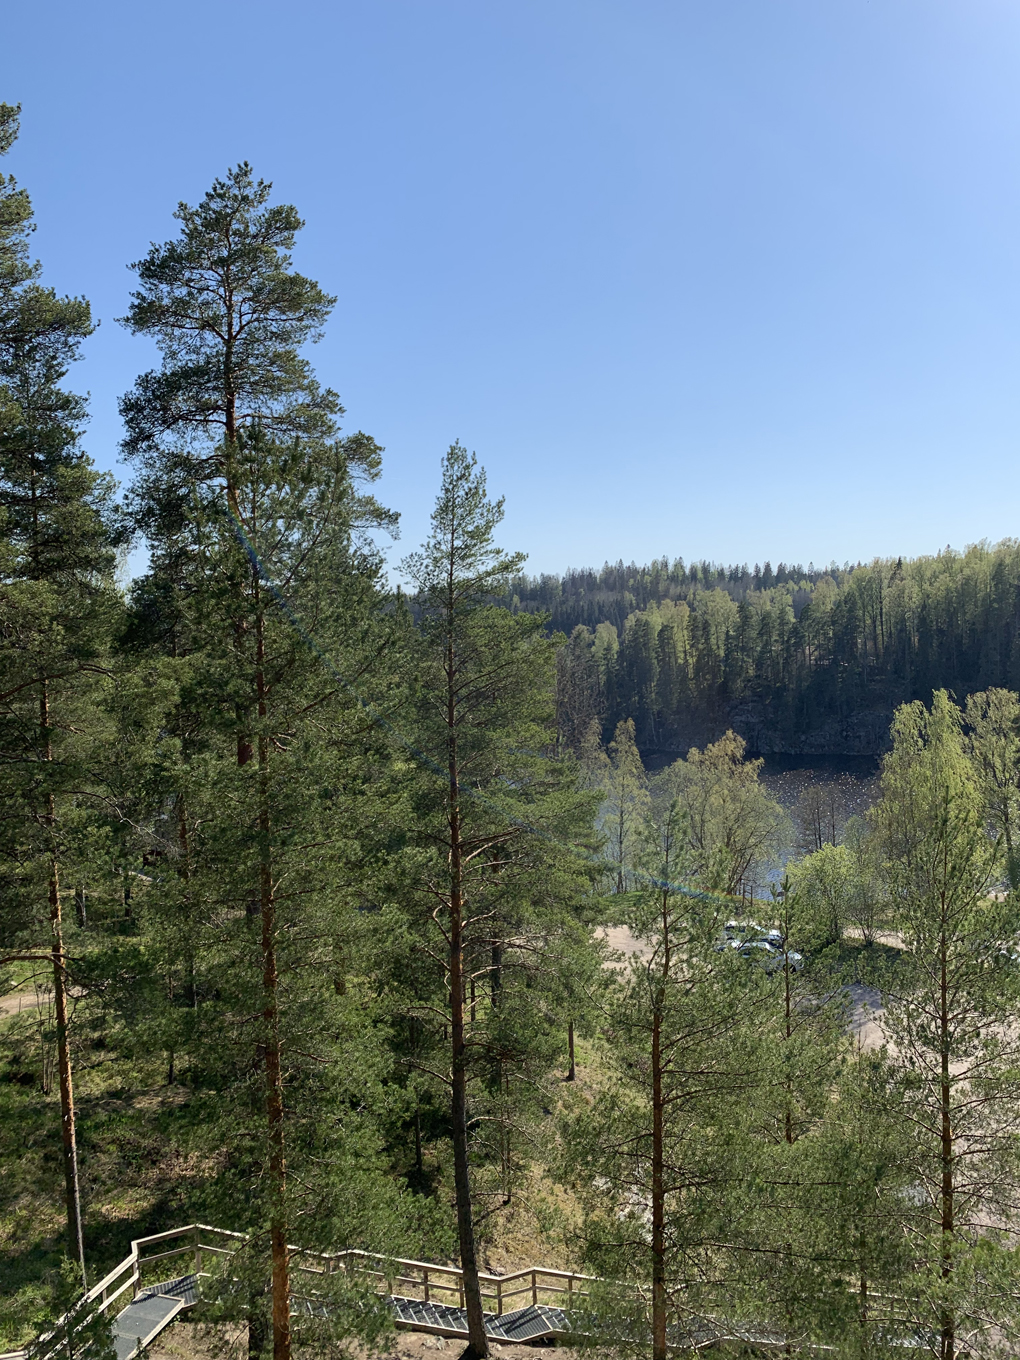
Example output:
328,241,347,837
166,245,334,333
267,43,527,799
389,443,602,1245
119,162,341,472
561,785,767,1342
786,835,887,948
588,727,789,898
510,543,1020,752
24,1258,115,1360
869,691,1020,1357
12,109,1020,1360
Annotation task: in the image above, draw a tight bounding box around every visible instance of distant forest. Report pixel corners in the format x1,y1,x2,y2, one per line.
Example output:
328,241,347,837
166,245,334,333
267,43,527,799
501,543,1020,754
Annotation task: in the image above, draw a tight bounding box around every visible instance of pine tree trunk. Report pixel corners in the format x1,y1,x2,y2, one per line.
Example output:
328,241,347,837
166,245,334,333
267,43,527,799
41,682,86,1286
651,1005,666,1360
651,886,670,1360
447,627,488,1359
177,794,198,1013
939,924,954,1360
255,605,291,1360
414,1100,423,1181
490,944,502,1006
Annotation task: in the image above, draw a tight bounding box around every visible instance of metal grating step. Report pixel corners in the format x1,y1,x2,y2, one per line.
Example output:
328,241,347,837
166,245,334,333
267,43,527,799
387,1295,573,1342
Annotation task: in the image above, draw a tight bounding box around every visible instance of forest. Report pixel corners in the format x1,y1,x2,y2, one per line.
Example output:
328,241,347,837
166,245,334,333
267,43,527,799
4,100,1020,1360
509,544,1020,756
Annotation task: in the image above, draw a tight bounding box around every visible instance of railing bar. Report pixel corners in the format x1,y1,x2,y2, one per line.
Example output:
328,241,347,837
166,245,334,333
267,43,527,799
25,1218,620,1360
349,1254,467,1275
83,1256,137,1304
138,1247,195,1266
94,1276,136,1315
131,1225,199,1248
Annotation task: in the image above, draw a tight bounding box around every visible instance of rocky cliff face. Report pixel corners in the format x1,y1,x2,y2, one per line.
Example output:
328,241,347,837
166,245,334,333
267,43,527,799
728,703,893,757
644,703,894,759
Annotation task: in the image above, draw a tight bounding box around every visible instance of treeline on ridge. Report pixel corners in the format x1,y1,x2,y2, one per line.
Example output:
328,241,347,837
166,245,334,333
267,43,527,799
503,545,1020,754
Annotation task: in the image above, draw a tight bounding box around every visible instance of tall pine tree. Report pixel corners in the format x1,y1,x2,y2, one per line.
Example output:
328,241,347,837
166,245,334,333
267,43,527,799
119,164,397,1360
0,103,120,1282
397,445,598,1359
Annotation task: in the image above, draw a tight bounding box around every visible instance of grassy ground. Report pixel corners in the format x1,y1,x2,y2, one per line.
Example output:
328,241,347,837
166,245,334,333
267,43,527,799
0,939,902,1351
0,1000,231,1349
0,995,592,1351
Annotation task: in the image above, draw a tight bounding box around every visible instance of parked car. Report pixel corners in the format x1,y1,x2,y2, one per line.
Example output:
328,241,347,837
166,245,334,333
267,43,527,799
723,919,761,939
735,939,805,975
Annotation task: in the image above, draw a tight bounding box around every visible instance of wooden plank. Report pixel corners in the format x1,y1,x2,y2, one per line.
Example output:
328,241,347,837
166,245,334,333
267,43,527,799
98,1274,140,1315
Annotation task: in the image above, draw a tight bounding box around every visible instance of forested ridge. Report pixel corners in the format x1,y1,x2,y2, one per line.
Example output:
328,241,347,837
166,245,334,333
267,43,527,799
7,103,1020,1360
504,546,1020,755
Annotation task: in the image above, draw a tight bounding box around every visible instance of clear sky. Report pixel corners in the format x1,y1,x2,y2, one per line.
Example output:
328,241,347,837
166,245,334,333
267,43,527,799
2,1,1019,579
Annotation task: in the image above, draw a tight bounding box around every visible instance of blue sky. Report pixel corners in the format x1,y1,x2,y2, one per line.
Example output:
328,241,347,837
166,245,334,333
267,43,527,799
3,1,1019,579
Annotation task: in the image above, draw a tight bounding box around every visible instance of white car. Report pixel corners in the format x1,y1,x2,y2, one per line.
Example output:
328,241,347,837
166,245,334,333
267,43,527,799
723,919,761,939
735,939,805,975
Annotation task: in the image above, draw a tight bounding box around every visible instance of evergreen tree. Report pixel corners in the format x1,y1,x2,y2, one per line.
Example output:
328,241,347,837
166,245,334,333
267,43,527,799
397,444,598,1359
119,164,397,1360
0,102,119,1281
562,769,760,1359
725,881,850,1348
555,624,602,754
802,1049,913,1359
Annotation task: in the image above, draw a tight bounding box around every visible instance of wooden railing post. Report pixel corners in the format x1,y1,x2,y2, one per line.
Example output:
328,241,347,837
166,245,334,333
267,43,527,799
496,1278,502,1316
531,1270,537,1307
194,1225,202,1276
422,1269,430,1304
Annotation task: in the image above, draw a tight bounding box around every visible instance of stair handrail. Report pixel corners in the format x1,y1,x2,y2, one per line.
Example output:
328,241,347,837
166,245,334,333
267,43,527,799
1,1222,601,1360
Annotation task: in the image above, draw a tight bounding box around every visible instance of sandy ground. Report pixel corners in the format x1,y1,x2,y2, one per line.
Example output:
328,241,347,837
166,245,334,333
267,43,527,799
844,982,886,1050
149,1320,571,1360
599,925,892,1050
596,925,651,964
0,987,48,1019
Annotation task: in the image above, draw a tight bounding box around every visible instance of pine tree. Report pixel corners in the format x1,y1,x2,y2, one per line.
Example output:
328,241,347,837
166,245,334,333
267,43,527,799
119,164,397,1360
398,444,598,1359
726,879,850,1347
555,625,602,754
563,770,760,1359
0,103,119,1282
